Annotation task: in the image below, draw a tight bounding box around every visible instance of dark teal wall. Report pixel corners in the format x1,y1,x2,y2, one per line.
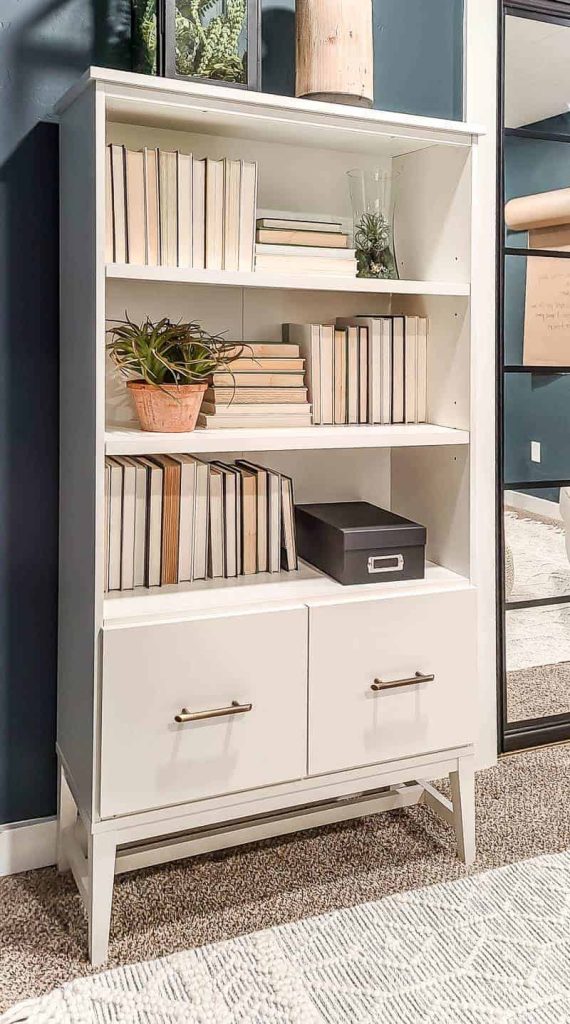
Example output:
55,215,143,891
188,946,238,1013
0,0,464,826
503,118,570,495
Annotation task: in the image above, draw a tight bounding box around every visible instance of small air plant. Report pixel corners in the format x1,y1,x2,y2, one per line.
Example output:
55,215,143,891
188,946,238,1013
354,212,398,280
106,314,245,432
106,314,240,385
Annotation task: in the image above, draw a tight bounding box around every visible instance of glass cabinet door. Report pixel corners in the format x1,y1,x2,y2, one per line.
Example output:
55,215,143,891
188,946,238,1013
500,5,570,751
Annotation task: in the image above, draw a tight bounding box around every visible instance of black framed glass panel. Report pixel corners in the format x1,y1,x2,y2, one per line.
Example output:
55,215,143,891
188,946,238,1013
499,4,570,753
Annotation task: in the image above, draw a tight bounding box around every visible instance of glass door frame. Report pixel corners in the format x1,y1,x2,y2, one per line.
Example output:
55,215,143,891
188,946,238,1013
497,0,570,753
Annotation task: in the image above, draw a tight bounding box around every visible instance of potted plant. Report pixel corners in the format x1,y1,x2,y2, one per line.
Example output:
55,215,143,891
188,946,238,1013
106,314,241,432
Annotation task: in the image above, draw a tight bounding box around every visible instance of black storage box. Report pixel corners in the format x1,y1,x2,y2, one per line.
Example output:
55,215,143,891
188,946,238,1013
295,501,426,586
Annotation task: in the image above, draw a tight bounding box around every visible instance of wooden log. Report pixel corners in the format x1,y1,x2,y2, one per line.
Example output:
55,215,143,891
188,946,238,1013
296,0,374,108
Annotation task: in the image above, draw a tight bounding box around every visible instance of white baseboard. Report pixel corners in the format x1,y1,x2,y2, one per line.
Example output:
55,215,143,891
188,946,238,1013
0,816,57,877
504,489,562,522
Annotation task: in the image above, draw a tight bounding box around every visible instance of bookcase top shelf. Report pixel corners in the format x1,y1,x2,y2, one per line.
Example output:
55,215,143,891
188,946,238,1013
104,560,471,626
105,423,470,456
57,67,485,159
106,264,471,297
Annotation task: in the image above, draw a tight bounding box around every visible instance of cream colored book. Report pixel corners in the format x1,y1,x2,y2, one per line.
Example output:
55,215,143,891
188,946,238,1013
280,475,298,571
192,157,206,269
158,150,178,266
347,326,359,425
106,457,123,591
177,151,193,268
112,456,136,591
283,324,321,424
207,464,225,579
334,328,347,425
204,388,308,404
201,402,310,416
225,342,300,358
198,413,312,429
320,325,335,425
206,158,225,271
256,229,350,247
105,145,114,262
380,317,393,425
210,372,305,388
125,149,145,265
110,144,127,263
236,460,268,573
417,317,428,423
256,256,357,276
169,454,197,583
404,316,418,424
192,458,209,581
392,316,405,424
210,462,238,578
224,357,304,371
358,326,368,424
237,464,257,575
224,159,241,271
238,160,258,271
144,148,159,266
137,457,163,588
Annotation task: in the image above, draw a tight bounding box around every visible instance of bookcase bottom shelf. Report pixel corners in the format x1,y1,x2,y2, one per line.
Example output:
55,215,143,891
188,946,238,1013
105,423,470,456
104,560,470,625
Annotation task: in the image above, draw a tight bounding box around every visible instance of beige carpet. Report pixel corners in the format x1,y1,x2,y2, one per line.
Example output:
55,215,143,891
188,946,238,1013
1,744,570,1015
507,662,570,721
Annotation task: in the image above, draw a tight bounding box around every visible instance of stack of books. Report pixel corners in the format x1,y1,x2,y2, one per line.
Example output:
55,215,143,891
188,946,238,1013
198,342,312,429
284,315,428,426
255,216,357,277
105,456,297,591
106,144,257,271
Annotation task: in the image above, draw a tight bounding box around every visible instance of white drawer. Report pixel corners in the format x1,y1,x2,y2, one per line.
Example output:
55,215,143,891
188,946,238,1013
100,606,308,817
308,589,476,776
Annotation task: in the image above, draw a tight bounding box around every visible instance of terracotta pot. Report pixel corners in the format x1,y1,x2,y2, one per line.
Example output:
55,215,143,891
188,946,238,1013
127,380,208,432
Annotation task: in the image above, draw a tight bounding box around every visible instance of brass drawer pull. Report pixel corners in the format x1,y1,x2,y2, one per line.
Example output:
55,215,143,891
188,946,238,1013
371,671,435,692
175,700,253,724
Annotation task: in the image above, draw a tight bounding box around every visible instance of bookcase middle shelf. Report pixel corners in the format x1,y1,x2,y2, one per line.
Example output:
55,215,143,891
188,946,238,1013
105,423,470,456
105,264,471,297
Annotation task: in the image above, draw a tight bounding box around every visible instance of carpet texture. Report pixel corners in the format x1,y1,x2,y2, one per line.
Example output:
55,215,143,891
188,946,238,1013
4,851,570,1023
1,745,570,1016
507,662,570,722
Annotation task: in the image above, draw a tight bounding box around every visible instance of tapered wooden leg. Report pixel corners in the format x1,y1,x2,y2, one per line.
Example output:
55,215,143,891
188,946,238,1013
88,833,116,967
57,761,77,873
450,755,476,866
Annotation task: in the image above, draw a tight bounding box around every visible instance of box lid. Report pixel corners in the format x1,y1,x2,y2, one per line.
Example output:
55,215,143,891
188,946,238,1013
295,502,426,551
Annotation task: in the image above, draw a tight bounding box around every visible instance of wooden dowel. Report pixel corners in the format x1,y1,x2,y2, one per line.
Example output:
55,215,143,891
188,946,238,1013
296,0,374,108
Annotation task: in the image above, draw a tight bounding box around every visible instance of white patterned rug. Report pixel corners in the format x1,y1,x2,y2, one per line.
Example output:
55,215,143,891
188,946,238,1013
4,850,570,1023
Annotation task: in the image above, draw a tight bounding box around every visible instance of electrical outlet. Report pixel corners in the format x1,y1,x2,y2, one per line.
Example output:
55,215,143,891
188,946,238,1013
531,441,541,463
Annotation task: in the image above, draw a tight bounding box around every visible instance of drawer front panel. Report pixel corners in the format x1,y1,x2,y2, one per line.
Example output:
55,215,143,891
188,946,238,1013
308,590,476,776
100,606,308,817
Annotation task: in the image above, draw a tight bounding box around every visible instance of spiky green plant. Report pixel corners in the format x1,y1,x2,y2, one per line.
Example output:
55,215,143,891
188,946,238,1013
354,212,398,280
175,0,247,82
106,314,244,387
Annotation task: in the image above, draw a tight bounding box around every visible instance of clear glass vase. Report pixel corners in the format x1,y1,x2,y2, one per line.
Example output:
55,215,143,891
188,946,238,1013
347,169,398,280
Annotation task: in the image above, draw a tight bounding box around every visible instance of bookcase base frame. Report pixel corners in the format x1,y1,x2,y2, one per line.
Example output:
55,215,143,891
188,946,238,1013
57,745,475,967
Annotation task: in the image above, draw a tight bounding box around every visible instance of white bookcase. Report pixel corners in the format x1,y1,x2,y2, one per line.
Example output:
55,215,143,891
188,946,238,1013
55,47,496,966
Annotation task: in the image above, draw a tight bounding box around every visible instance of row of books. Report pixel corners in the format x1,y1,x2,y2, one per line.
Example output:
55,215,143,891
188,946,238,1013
106,144,257,271
255,216,357,277
105,455,297,592
198,341,312,430
285,315,428,425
